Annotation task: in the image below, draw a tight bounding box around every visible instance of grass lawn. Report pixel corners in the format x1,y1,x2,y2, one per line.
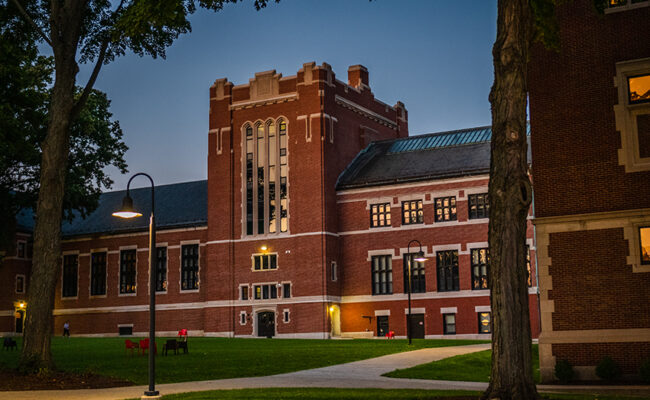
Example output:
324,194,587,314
140,388,646,400
0,337,486,385
384,344,540,383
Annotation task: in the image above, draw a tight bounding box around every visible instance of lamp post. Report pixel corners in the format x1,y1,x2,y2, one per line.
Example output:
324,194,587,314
112,173,158,398
406,239,427,345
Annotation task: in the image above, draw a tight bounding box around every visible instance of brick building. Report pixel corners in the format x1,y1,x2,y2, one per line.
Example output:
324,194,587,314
1,63,540,340
529,0,650,381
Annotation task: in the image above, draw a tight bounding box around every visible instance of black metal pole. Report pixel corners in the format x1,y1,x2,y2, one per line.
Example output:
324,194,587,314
406,239,423,346
126,173,158,397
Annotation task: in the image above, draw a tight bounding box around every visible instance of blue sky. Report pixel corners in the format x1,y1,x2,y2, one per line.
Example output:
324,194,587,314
79,0,497,189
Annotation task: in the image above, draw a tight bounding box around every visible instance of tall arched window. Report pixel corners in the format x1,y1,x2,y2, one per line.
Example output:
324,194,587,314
244,119,288,235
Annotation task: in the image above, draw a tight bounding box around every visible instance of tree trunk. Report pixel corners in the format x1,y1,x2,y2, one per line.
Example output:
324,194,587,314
18,0,84,373
483,0,539,399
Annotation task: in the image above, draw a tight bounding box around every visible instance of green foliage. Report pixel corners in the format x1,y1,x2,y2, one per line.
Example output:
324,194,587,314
531,0,560,50
596,356,622,381
0,0,128,247
554,359,575,383
639,358,650,383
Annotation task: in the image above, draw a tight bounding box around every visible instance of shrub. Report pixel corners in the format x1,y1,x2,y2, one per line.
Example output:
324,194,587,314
640,359,650,384
554,359,574,383
595,356,621,381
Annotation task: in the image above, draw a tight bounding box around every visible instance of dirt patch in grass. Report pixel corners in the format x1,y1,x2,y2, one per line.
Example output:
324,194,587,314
0,368,133,391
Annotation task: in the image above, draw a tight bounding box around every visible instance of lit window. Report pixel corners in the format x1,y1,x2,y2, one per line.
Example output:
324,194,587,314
443,313,456,334
402,200,423,225
629,74,650,104
478,312,491,334
253,253,278,270
253,284,278,300
468,193,489,219
640,227,650,265
435,196,457,222
526,245,533,287
240,285,249,300
471,248,489,290
119,249,136,294
370,203,391,228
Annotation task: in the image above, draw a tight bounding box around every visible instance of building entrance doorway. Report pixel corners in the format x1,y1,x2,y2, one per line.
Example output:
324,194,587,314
15,310,24,334
408,313,425,339
377,316,389,337
257,311,275,338
329,305,341,337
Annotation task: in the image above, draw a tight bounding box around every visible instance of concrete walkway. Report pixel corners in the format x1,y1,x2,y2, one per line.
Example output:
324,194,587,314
3,343,649,400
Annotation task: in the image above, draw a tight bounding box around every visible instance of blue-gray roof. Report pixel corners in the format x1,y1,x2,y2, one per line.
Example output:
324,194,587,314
61,180,207,238
337,125,531,190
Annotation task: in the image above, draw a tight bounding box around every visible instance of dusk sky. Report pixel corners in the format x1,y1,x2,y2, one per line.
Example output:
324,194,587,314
78,0,497,189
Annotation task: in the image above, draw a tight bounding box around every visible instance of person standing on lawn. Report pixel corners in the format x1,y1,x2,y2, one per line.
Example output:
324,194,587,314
63,321,70,338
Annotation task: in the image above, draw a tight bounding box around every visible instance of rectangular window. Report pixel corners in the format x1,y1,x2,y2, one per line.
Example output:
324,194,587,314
283,309,290,323
62,254,78,298
91,252,107,296
279,121,288,233
181,244,199,290
640,226,650,265
253,253,278,270
119,249,136,294
629,73,650,104
253,284,278,300
16,241,26,258
468,193,489,219
370,203,391,228
118,325,133,336
471,248,489,290
331,261,337,281
257,124,265,235
403,253,426,293
15,275,25,294
283,283,291,298
401,200,423,225
478,312,491,334
434,196,457,222
240,312,247,325
241,285,249,300
246,126,254,235
156,247,167,292
371,255,393,295
437,250,459,292
443,313,456,335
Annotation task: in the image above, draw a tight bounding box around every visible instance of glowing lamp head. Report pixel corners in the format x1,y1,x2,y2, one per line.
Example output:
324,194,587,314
19,302,25,309
329,306,334,312
260,245,268,252
112,194,142,219
414,250,427,263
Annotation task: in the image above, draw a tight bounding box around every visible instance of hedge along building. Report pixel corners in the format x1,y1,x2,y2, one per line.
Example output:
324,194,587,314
528,0,650,382
2,63,540,339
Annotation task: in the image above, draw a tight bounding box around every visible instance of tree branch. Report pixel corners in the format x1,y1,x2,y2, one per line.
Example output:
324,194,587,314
10,0,53,47
70,36,109,121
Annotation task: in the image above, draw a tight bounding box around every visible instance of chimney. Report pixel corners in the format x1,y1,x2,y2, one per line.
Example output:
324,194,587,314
348,65,369,89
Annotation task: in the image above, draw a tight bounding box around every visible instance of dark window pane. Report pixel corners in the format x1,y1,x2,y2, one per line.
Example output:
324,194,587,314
119,249,136,294
403,253,426,293
283,283,291,298
181,244,199,290
437,250,459,292
91,252,107,296
371,255,393,295
156,247,167,292
62,255,78,298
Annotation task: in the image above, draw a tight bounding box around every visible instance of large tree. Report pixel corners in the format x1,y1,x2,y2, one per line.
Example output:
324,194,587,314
9,0,275,371
0,2,127,254
484,0,559,398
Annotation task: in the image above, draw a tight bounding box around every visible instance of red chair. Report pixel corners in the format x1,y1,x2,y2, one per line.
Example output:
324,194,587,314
178,329,188,342
139,338,157,355
125,339,139,356
386,330,395,339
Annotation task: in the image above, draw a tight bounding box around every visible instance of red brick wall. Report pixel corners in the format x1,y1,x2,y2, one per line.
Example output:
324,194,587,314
0,233,31,334
552,342,650,374
529,0,650,218
548,228,650,331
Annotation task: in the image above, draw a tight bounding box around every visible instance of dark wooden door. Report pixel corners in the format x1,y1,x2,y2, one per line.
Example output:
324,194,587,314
377,316,389,337
409,313,425,339
15,310,24,333
257,312,275,338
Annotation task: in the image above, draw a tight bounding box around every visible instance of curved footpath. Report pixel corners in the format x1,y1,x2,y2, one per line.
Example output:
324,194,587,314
2,343,649,400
